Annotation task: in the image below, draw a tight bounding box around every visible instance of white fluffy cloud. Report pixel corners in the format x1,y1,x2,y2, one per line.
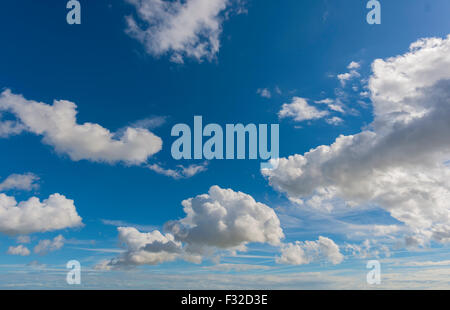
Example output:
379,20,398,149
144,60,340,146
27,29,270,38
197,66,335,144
0,90,162,165
0,193,83,235
277,236,343,265
278,97,329,122
337,61,361,87
7,244,30,256
0,173,39,191
347,61,360,70
263,35,450,245
98,186,286,269
34,235,65,254
165,186,284,252
125,0,242,63
95,227,182,270
337,71,360,87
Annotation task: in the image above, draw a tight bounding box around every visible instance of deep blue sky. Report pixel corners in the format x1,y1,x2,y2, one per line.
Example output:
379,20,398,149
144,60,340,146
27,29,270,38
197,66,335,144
0,0,449,288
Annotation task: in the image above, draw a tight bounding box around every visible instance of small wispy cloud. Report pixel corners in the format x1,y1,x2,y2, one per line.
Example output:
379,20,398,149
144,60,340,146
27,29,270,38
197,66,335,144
402,260,450,267
279,97,329,122
315,98,345,114
16,235,31,244
0,173,39,192
326,116,344,126
203,263,271,272
130,116,167,130
70,247,125,254
33,235,65,255
148,162,208,179
347,61,361,70
337,61,361,87
7,245,30,256
257,88,272,99
101,219,159,232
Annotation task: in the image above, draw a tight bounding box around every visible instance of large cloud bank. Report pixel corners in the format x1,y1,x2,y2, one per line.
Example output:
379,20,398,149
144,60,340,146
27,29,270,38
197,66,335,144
263,36,450,245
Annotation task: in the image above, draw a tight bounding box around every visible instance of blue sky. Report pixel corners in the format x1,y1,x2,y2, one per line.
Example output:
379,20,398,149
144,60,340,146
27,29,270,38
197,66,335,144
0,0,450,289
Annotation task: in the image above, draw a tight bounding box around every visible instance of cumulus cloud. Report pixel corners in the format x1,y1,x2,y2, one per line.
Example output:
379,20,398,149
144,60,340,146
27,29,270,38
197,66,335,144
279,97,329,122
125,0,243,63
0,193,83,235
95,227,182,270
276,236,343,265
337,61,361,87
0,90,162,165
7,244,30,256
98,186,285,269
148,162,208,179
0,173,39,191
347,61,360,70
34,235,65,254
263,35,450,245
165,186,284,253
